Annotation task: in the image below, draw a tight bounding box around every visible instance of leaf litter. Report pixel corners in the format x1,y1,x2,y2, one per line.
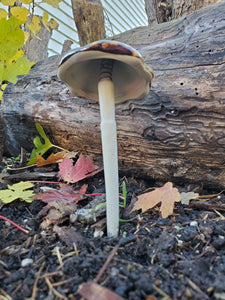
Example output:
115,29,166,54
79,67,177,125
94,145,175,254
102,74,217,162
1,124,225,299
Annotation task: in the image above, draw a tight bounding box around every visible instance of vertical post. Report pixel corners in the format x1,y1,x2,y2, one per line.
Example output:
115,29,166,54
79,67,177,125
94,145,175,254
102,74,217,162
71,0,106,46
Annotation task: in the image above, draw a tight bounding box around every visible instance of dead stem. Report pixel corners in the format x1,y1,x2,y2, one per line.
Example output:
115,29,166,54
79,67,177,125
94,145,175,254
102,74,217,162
94,243,119,283
45,277,67,300
31,261,45,299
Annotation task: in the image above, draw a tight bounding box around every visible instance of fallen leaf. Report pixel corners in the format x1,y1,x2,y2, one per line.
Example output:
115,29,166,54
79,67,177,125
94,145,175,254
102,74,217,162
35,184,87,204
36,151,66,167
0,182,34,204
132,182,181,218
58,154,102,184
78,281,125,300
180,191,199,205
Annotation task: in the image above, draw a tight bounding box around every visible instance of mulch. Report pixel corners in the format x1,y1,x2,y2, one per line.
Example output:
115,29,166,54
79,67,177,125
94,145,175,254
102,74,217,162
0,159,225,300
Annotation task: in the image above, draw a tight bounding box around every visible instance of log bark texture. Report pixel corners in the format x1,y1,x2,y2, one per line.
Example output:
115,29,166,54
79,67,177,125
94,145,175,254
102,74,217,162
172,0,222,19
1,1,225,187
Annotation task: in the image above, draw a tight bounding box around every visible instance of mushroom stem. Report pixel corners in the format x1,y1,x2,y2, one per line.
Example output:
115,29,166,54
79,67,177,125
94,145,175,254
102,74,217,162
98,77,119,238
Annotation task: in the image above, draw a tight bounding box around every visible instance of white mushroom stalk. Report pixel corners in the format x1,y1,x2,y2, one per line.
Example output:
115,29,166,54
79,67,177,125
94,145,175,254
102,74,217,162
98,59,119,237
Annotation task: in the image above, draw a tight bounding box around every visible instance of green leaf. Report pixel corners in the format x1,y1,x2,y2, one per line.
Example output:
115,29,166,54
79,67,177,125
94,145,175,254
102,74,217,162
27,123,54,165
0,182,35,204
0,17,25,61
3,56,33,84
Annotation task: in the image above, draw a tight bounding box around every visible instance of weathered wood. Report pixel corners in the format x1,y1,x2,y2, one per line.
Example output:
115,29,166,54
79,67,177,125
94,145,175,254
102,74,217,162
23,15,52,62
144,0,158,25
144,0,221,25
71,0,105,46
172,0,221,19
1,1,225,187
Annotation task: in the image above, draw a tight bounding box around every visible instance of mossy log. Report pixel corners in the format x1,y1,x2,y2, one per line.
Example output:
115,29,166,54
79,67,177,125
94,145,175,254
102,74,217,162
1,1,225,187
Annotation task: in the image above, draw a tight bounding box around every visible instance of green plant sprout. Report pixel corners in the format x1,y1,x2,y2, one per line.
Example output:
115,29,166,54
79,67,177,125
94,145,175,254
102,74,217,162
121,180,127,208
93,180,132,224
27,123,67,165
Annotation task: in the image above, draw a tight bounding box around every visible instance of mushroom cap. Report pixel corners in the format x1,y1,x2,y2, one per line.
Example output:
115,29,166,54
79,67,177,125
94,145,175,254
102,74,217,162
57,39,154,104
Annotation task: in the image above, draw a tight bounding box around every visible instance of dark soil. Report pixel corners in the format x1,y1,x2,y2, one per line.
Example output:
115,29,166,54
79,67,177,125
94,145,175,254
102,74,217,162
0,159,225,300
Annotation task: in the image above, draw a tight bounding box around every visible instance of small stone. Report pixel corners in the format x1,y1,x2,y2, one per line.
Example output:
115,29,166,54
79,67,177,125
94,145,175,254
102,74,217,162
21,258,33,267
93,229,104,238
190,221,198,227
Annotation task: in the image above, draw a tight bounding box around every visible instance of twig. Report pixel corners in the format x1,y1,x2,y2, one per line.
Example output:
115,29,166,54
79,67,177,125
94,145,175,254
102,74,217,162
190,201,225,211
7,164,36,170
0,215,29,234
186,277,210,299
153,284,172,300
55,246,63,269
94,243,119,283
31,261,45,299
45,277,67,300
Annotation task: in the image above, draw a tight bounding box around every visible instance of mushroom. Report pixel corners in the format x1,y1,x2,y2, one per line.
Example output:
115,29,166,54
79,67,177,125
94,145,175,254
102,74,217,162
57,40,154,237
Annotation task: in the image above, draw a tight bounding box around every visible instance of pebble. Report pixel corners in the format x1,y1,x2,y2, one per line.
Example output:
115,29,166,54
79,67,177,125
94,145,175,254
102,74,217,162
21,258,33,268
190,221,198,227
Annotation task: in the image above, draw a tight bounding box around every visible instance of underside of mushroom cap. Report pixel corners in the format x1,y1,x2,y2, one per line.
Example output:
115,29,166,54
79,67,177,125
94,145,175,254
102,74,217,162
58,40,154,104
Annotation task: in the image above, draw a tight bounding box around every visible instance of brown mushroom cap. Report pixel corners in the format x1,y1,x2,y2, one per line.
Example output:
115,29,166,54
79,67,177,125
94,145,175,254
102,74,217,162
58,40,154,104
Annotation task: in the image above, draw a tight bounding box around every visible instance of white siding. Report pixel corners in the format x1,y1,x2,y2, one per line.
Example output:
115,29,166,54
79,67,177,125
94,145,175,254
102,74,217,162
0,0,148,56
38,0,148,56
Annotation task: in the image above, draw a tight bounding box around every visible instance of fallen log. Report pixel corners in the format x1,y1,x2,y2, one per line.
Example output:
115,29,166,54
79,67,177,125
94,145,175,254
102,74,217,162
1,1,225,187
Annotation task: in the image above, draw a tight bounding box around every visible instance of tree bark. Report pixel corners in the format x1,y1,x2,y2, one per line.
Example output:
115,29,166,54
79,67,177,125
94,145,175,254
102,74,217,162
71,0,105,46
1,1,225,187
145,0,221,25
144,0,158,25
172,0,222,19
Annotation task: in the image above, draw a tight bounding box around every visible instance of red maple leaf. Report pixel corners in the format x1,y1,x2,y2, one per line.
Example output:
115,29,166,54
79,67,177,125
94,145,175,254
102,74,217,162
35,184,88,204
58,154,102,184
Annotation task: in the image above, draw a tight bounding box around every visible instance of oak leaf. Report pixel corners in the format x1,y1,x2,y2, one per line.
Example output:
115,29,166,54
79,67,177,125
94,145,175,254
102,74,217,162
58,154,102,184
132,182,180,218
35,184,87,204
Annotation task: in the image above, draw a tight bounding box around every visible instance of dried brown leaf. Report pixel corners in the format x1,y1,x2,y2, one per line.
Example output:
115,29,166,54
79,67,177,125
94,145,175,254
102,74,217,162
132,182,181,218
36,151,66,167
78,281,125,300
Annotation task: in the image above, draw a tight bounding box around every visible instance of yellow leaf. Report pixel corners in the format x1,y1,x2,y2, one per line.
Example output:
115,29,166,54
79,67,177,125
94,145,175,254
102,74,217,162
11,6,29,24
42,12,58,31
0,83,7,100
42,11,48,24
8,49,24,63
47,18,58,30
43,0,61,8
0,8,8,19
20,0,33,3
0,182,35,204
26,15,41,36
41,11,50,32
24,31,30,44
132,182,181,218
1,0,15,5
